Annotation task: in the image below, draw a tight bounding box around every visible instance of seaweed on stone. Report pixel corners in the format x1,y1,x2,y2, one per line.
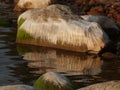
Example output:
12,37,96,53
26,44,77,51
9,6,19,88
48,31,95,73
18,18,26,28
33,72,78,90
17,28,33,40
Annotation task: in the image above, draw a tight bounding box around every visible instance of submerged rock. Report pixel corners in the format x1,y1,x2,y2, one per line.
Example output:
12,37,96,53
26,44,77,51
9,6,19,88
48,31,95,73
16,4,110,53
102,52,118,60
77,81,120,90
33,72,77,90
14,0,54,11
0,85,39,90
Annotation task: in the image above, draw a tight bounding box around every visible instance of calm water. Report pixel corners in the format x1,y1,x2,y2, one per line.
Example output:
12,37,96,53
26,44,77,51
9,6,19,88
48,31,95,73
0,2,120,88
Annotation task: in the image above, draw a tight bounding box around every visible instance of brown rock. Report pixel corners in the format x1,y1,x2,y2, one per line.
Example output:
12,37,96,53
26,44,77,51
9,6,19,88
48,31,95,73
88,6,105,16
78,81,120,90
14,0,54,11
102,52,118,59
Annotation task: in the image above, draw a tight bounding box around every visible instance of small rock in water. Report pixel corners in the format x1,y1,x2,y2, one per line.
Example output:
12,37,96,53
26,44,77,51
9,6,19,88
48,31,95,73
33,72,78,90
0,85,39,90
102,52,118,60
77,81,120,90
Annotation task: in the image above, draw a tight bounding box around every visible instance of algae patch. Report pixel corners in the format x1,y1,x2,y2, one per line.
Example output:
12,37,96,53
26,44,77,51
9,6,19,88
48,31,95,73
33,72,78,90
17,28,33,40
18,18,26,28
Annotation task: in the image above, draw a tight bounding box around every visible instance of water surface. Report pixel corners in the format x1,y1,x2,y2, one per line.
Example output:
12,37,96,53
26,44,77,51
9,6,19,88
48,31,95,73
0,2,120,88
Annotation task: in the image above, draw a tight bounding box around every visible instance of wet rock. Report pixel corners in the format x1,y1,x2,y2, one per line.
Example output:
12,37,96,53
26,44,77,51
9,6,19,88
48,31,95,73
14,0,54,11
81,15,120,40
0,85,39,90
33,72,77,90
77,81,120,90
16,4,110,54
102,52,118,60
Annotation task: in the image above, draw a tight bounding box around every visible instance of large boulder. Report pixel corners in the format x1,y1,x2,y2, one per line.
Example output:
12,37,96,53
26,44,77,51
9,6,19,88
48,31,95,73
78,81,120,90
0,85,39,90
16,4,110,53
33,72,77,90
81,15,120,40
14,0,54,11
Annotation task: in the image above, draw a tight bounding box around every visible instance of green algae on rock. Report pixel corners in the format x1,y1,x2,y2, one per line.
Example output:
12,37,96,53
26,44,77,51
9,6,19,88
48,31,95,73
33,72,78,90
18,18,26,28
17,28,33,40
16,4,110,53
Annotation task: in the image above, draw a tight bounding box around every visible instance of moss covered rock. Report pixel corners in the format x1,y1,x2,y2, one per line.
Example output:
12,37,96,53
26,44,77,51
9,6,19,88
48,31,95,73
16,4,110,53
33,72,77,90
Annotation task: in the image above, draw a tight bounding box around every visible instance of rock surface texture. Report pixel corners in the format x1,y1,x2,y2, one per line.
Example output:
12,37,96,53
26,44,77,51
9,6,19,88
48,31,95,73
81,15,120,40
14,0,54,11
16,4,110,53
78,81,120,90
34,72,77,90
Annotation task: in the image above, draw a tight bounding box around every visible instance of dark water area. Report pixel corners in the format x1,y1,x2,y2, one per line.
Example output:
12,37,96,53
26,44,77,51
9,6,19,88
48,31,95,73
0,2,120,88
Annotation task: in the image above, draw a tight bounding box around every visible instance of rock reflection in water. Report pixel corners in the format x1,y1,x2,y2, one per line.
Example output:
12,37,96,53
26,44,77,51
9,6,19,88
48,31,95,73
17,44,103,76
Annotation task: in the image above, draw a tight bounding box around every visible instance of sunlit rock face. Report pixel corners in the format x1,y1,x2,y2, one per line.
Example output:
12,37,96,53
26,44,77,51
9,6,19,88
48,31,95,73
77,81,120,90
14,0,53,11
33,72,77,90
0,85,39,90
17,45,103,76
16,4,110,53
81,15,120,40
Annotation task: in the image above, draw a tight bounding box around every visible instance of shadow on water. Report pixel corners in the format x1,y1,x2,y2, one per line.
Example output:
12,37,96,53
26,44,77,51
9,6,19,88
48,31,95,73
0,1,120,88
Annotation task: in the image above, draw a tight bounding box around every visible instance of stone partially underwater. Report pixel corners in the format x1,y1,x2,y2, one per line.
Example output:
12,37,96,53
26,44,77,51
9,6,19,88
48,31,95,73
14,0,54,11
0,85,39,90
33,72,77,90
16,4,110,54
77,81,120,90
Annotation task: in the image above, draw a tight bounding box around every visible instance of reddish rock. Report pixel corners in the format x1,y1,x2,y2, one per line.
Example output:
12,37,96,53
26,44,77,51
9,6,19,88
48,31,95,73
88,6,105,16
